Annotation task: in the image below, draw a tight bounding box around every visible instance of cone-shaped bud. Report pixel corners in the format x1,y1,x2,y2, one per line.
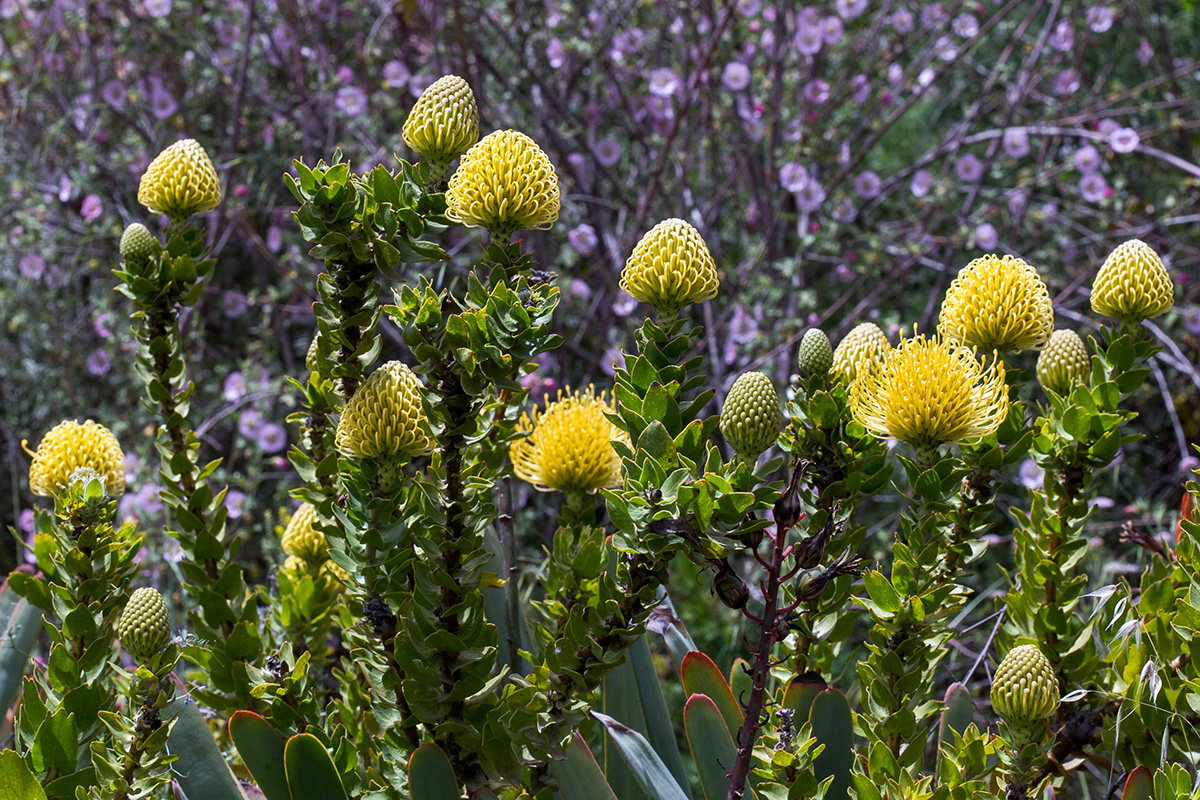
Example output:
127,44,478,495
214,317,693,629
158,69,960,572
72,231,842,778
445,129,559,242
27,419,125,499
402,75,480,183
281,503,328,562
620,219,719,322
510,386,630,494
831,322,889,384
137,139,221,221
721,372,782,462
797,328,833,377
1036,329,1090,396
990,644,1059,742
851,333,1008,449
119,223,156,268
938,253,1054,353
711,564,749,609
117,587,171,665
335,361,434,462
305,334,321,374
1090,239,1174,324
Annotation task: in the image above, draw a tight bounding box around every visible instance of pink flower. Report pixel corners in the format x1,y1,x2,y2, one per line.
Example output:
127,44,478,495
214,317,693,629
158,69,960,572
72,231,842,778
779,162,809,193
144,0,171,17
853,170,881,199
1079,172,1108,203
1108,127,1139,154
86,348,111,376
803,79,829,104
794,23,823,56
546,38,565,69
382,60,410,86
1049,20,1073,51
955,153,984,182
1003,128,1030,158
836,0,866,20
648,68,681,97
257,423,287,454
1074,144,1101,172
335,86,367,115
1137,40,1154,66
594,138,621,168
910,170,933,198
794,179,826,213
722,62,751,91
81,194,102,221
821,16,844,44
952,13,978,37
19,254,45,280
1054,69,1080,97
1086,5,1113,33
974,222,998,250
568,224,598,255
890,8,914,33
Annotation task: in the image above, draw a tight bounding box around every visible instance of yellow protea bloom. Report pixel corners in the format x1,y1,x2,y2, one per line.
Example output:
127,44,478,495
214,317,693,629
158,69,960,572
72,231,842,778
402,75,480,183
938,253,1054,353
831,322,890,384
1036,329,1090,396
27,419,126,498
1090,239,1174,324
850,333,1008,450
510,386,630,494
335,361,434,461
282,556,349,594
281,503,328,562
445,129,559,242
137,139,221,221
620,219,719,322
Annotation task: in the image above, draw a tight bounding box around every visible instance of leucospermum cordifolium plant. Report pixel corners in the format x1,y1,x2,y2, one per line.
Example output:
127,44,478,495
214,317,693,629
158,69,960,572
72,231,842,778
2,27,1200,800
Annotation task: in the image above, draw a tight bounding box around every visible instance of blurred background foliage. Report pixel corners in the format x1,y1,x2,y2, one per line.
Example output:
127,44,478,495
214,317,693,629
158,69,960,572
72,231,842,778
1,0,1198,632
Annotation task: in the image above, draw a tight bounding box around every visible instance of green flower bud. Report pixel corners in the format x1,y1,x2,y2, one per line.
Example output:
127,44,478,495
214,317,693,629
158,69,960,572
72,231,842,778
1091,239,1174,324
720,372,782,463
1036,329,1090,396
797,328,833,377
402,75,480,183
119,223,156,268
990,644,1059,742
137,138,221,222
117,588,172,665
831,322,890,384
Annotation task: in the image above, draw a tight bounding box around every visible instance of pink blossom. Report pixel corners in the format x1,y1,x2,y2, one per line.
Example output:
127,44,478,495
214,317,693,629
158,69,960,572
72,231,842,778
854,170,881,199
794,23,823,56
974,222,998,250
1054,69,1080,97
144,0,171,17
910,170,933,198
1108,127,1139,154
1049,20,1073,51
1003,128,1030,158
546,38,565,69
955,153,984,182
779,162,809,193
952,13,978,37
1137,40,1154,66
794,179,826,213
257,423,287,454
594,139,621,167
736,0,761,17
836,0,866,20
1079,172,1108,203
86,348,111,376
803,79,829,104
821,16,844,44
1074,144,1101,172
890,8,914,33
1086,5,1113,33
648,68,681,97
568,224,598,255
335,86,367,115
382,60,410,86
722,62,751,91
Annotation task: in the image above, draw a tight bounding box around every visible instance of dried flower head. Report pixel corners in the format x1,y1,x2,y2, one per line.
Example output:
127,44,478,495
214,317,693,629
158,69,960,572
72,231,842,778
938,254,1054,352
831,322,889,384
720,372,782,463
335,361,434,462
797,328,833,377
281,503,328,562
1037,329,1090,396
137,138,221,221
510,386,630,494
445,129,559,242
1090,239,1174,324
850,333,1008,449
27,419,126,499
620,219,719,322
402,75,480,183
990,644,1059,742
117,587,171,665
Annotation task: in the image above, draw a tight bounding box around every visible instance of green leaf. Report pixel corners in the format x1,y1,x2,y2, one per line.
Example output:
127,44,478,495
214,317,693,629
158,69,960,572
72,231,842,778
548,733,619,800
30,709,77,778
681,651,742,738
810,689,853,800
229,711,289,800
1122,765,1153,800
683,694,738,800
938,683,975,746
407,744,459,800
782,674,827,723
0,750,46,800
628,636,692,796
284,734,347,800
0,597,42,717
593,712,690,800
862,571,901,615
165,699,246,800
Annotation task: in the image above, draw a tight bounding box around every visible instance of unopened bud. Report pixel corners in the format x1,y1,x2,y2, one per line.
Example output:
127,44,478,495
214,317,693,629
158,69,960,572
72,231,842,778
711,563,750,609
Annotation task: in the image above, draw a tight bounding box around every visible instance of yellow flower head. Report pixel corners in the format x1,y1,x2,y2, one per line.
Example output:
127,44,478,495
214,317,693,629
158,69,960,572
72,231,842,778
1090,239,1174,324
137,139,221,221
831,322,890,384
335,361,434,461
1036,329,1090,396
27,419,126,498
620,219,719,321
445,129,560,242
282,555,349,594
850,333,1008,449
281,503,328,562
510,386,630,494
990,644,1059,740
938,254,1054,353
402,75,480,183
720,372,782,462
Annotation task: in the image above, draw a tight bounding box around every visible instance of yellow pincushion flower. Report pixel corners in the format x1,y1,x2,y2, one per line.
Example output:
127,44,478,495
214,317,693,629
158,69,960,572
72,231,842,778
281,503,328,562
510,386,631,495
27,419,126,498
402,75,480,183
831,322,890,384
335,361,434,462
1090,239,1174,324
137,139,222,221
445,130,560,242
850,333,1008,450
620,219,719,323
938,254,1054,353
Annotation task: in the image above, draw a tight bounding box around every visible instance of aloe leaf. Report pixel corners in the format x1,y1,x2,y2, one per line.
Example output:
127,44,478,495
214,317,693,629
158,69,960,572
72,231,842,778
683,694,737,800
0,595,43,717
407,743,459,800
593,711,690,800
781,674,827,725
283,733,348,800
1122,765,1153,800
680,652,741,738
228,711,289,800
728,658,752,711
938,683,975,745
0,749,47,800
165,699,247,800
602,655,651,800
547,732,619,800
809,689,853,800
628,635,691,797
